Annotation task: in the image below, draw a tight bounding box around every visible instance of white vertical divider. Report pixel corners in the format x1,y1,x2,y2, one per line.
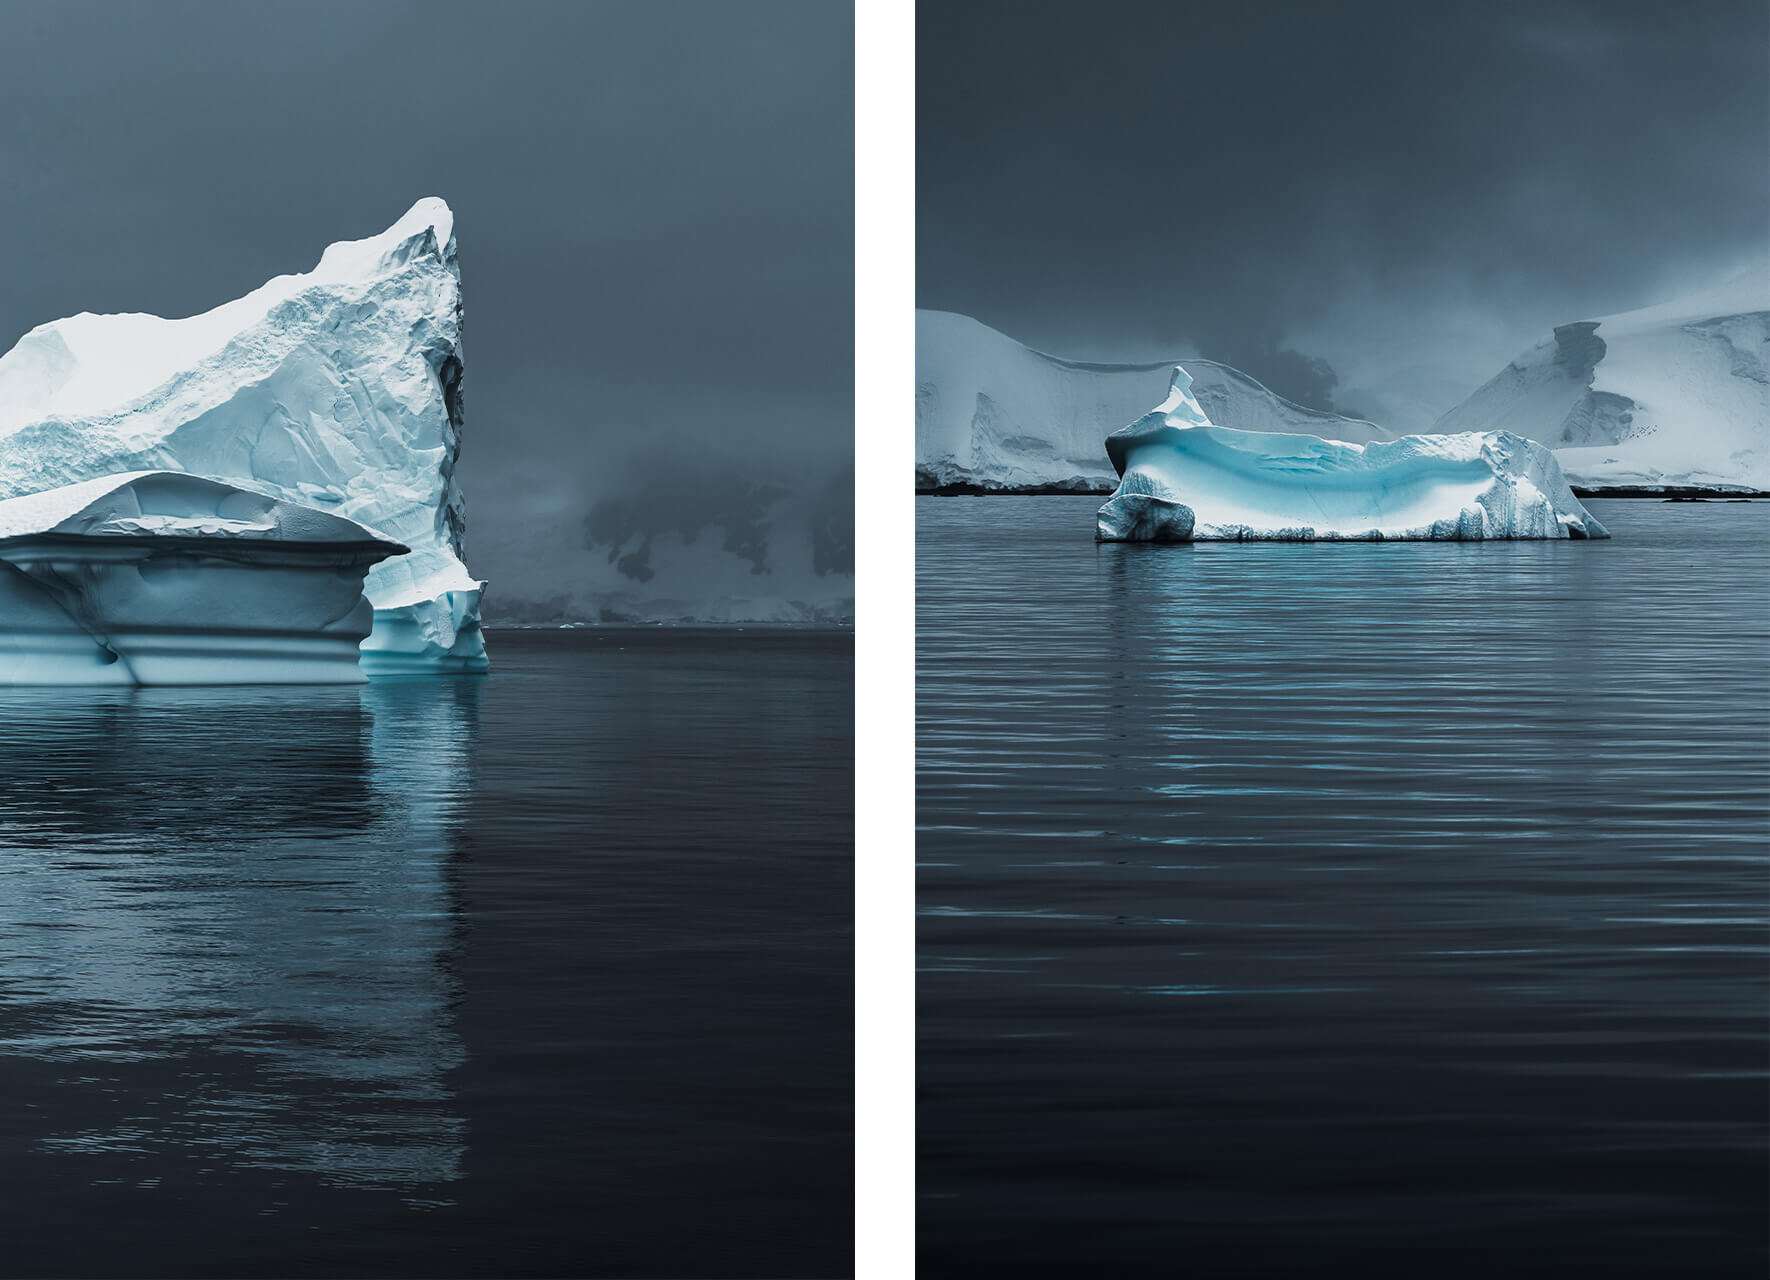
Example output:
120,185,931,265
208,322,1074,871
853,0,916,1274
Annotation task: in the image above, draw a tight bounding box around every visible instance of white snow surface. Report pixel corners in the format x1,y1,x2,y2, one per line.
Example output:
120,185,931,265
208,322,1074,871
1431,270,1770,491
0,472,405,685
1098,368,1608,542
0,198,487,672
0,469,406,547
917,309,1392,490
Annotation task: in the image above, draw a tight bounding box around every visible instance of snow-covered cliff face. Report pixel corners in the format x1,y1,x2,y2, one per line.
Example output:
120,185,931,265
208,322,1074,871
916,309,1390,490
0,199,486,672
1431,271,1769,492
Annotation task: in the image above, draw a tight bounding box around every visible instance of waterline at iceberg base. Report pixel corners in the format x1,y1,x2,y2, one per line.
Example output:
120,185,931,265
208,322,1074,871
1097,367,1610,543
0,472,406,685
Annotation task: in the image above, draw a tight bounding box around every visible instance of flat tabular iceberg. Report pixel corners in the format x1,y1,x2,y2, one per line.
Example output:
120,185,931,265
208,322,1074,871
0,199,487,674
0,472,406,684
1097,368,1610,542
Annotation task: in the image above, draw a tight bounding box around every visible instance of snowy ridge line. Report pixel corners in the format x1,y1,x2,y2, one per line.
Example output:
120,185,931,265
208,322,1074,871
918,310,1387,430
1046,354,1384,433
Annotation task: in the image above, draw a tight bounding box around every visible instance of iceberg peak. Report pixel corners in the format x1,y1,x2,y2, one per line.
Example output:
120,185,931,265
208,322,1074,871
314,196,457,281
1156,364,1213,428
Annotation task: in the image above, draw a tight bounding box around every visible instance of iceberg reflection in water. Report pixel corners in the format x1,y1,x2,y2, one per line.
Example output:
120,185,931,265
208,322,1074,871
0,679,478,1195
0,630,852,1277
918,497,1767,1277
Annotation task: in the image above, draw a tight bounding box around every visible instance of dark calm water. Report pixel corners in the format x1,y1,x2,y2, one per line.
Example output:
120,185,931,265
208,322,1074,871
918,497,1768,1278
0,629,852,1279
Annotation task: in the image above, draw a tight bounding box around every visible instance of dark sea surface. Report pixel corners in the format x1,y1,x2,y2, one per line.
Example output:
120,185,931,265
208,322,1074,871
0,629,852,1278
918,497,1768,1278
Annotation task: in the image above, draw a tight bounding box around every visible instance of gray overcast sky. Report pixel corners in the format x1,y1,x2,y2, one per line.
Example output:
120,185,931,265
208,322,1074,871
918,0,1769,427
0,0,852,620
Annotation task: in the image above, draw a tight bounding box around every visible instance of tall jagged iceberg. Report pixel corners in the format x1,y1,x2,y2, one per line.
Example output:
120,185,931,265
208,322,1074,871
0,199,487,674
1097,367,1610,542
0,471,406,684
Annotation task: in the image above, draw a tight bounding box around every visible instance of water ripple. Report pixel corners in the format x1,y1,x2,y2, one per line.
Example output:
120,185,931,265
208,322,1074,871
918,497,1769,1276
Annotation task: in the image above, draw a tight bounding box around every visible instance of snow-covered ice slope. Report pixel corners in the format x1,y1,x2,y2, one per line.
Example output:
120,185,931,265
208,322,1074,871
917,309,1392,490
0,199,487,673
1097,368,1608,542
1431,271,1769,492
0,471,406,685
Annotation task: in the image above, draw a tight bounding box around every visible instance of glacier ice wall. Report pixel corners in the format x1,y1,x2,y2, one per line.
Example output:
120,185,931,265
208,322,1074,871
0,199,487,673
0,471,406,684
1098,368,1609,542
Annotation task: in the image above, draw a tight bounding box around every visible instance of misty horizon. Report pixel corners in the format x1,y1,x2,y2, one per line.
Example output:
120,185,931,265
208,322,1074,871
0,0,854,624
917,0,1768,430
